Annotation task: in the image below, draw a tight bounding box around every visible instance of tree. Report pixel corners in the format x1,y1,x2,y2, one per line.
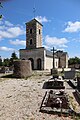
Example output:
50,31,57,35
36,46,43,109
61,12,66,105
75,57,80,64
3,58,10,66
9,52,18,66
68,57,80,65
11,52,18,60
0,56,2,66
0,2,3,19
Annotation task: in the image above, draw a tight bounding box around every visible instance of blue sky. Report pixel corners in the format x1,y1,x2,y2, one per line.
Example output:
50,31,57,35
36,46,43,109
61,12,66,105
0,0,80,59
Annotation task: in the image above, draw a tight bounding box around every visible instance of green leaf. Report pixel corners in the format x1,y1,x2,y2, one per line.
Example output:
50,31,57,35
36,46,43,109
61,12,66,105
0,15,2,19
0,2,3,8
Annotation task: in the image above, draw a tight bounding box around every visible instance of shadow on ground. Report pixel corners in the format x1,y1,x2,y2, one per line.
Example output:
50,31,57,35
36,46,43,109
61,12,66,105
0,74,19,79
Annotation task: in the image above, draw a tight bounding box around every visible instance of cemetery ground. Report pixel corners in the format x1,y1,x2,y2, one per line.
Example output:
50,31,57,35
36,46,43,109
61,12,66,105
0,71,80,120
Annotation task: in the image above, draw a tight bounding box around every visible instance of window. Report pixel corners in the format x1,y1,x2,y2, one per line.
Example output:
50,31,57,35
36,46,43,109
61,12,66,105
30,39,32,45
30,28,32,34
39,29,40,34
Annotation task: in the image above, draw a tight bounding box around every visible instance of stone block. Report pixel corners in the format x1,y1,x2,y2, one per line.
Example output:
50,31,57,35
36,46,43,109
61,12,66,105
64,70,75,79
13,60,32,78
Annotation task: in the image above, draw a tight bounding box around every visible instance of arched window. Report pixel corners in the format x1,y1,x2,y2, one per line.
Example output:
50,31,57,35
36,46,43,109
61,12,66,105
37,58,41,70
28,58,34,70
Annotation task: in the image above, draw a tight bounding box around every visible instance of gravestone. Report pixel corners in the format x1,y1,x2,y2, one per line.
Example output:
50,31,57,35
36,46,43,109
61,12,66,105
64,70,75,79
13,60,32,78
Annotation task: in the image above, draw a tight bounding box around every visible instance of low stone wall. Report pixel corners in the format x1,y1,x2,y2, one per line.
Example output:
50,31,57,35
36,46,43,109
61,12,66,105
57,68,71,72
13,60,32,78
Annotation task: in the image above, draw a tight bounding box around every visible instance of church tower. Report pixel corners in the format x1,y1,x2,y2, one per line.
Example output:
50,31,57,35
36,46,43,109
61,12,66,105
26,19,43,49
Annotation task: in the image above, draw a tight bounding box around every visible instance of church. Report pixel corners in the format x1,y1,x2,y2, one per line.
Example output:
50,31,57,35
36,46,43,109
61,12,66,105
19,19,68,70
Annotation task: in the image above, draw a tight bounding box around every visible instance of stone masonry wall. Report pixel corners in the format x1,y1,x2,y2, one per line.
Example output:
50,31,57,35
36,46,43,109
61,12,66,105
19,48,45,70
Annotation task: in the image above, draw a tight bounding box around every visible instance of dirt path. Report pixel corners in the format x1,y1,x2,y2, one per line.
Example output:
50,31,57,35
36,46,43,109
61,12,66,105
0,72,76,120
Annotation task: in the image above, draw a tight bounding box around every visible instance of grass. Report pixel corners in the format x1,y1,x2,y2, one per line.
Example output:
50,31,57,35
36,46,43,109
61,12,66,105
71,115,80,120
69,95,77,112
0,71,49,81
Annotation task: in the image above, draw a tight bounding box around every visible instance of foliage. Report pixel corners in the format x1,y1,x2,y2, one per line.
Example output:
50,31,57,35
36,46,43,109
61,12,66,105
0,2,3,19
11,52,18,60
3,58,10,66
1,52,19,67
68,57,80,65
9,52,18,66
0,56,3,66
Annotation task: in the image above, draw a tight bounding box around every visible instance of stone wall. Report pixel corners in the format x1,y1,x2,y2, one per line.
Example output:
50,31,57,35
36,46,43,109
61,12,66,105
55,51,68,68
26,20,36,49
19,47,45,70
36,22,42,48
26,19,42,49
45,56,53,70
60,54,68,68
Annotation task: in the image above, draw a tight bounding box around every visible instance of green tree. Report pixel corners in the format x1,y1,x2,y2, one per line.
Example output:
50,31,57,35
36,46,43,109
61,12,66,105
75,57,80,64
9,52,18,66
11,52,18,60
68,57,80,65
0,56,2,66
3,58,10,66
0,2,3,19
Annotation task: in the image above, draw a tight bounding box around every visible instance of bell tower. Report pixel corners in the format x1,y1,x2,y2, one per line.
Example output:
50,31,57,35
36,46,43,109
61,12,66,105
26,19,43,49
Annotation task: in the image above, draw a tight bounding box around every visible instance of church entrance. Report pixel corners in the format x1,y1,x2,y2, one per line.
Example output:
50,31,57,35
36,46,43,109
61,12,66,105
37,58,41,70
28,58,34,70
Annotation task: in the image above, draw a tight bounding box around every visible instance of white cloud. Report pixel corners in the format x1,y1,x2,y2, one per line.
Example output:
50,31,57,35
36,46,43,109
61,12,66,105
0,26,25,39
72,38,80,42
0,36,2,41
8,27,25,36
5,21,13,27
0,20,13,26
42,44,50,49
35,16,49,23
64,21,80,33
0,25,7,30
45,35,68,48
0,21,3,25
0,46,15,51
0,31,14,38
9,39,26,46
0,20,25,40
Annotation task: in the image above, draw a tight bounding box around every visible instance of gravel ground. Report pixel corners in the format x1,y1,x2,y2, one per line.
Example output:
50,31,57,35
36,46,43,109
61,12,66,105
0,73,76,120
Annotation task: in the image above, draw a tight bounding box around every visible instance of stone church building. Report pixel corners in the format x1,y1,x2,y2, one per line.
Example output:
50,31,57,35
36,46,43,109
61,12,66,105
19,19,68,70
